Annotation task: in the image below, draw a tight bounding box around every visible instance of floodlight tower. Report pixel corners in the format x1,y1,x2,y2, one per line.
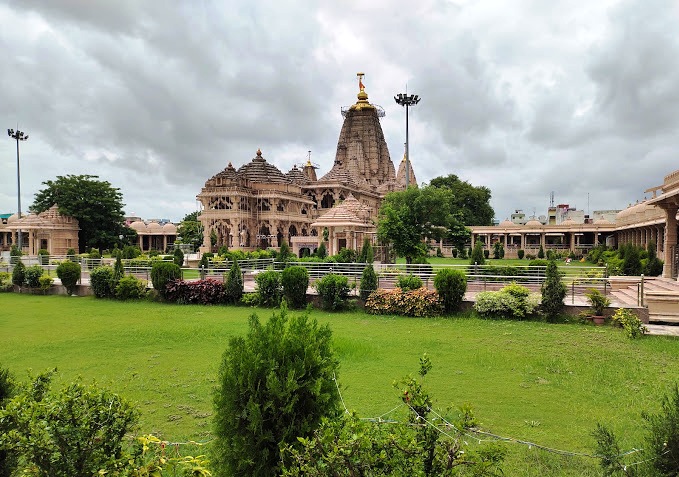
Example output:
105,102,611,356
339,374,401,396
7,128,28,250
394,92,420,188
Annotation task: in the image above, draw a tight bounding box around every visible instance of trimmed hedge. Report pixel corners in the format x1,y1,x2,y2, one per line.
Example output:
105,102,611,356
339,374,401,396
165,279,226,305
114,276,146,300
396,274,423,292
365,288,442,317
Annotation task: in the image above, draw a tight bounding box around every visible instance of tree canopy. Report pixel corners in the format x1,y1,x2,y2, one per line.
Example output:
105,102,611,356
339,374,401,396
430,174,495,226
30,175,129,252
377,186,469,263
177,211,203,252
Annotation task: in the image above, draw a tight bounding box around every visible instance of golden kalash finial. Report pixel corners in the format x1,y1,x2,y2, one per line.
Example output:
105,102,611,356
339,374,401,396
256,148,262,156
356,72,368,102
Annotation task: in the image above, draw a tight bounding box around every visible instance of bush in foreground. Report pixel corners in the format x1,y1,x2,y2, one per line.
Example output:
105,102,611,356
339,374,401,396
23,265,44,288
213,307,339,477
396,273,423,291
0,370,138,477
434,268,467,313
281,355,505,476
11,261,25,287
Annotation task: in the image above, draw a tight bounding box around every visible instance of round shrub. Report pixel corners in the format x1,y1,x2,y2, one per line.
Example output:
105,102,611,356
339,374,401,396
150,261,182,299
37,249,49,265
517,249,525,259
281,266,309,309
11,261,25,287
314,274,350,311
115,276,146,300
90,266,117,298
434,268,467,313
397,274,423,292
365,288,442,317
24,265,44,288
56,261,81,295
38,274,53,292
359,265,378,301
255,270,281,307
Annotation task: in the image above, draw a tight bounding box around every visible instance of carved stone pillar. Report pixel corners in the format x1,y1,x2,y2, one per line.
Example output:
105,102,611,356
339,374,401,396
662,206,678,278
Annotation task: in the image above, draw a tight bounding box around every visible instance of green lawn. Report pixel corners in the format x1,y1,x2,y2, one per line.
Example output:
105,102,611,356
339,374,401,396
1,294,677,475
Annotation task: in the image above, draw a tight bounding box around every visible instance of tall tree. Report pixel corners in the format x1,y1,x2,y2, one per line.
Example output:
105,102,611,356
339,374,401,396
177,211,203,252
430,174,495,226
30,175,128,252
377,186,467,264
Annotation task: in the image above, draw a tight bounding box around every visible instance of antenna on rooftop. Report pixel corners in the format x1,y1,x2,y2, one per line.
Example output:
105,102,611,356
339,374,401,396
550,191,554,207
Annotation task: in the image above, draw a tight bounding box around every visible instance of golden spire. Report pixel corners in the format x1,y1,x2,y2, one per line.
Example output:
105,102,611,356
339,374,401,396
306,150,312,167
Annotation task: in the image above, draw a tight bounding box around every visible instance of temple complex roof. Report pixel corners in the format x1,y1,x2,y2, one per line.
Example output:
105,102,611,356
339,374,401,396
237,149,289,184
311,194,373,228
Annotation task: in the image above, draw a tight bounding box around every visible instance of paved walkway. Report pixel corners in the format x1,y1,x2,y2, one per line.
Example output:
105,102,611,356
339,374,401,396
645,324,679,336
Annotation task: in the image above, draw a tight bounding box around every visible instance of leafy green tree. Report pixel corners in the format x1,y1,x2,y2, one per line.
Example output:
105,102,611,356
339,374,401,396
56,261,81,295
213,307,340,477
316,242,327,259
430,174,495,226
378,186,466,264
89,266,117,298
541,260,566,322
30,174,131,252
470,240,486,265
278,239,293,267
0,371,138,477
177,211,203,252
493,241,504,259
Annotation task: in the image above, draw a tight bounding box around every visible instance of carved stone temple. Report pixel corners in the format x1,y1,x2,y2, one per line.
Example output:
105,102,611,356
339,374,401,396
196,74,416,257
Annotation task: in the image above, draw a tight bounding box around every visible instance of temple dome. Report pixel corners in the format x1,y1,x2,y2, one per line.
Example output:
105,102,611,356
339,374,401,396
286,165,306,185
499,219,516,227
7,213,20,223
525,219,542,227
130,220,147,232
163,223,177,233
237,149,289,184
147,222,163,233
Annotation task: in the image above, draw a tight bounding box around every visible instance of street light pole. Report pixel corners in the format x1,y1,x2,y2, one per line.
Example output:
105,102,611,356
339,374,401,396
393,93,420,188
7,128,28,251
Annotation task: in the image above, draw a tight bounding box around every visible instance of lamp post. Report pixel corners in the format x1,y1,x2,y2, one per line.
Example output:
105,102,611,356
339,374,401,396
7,129,28,251
393,92,420,188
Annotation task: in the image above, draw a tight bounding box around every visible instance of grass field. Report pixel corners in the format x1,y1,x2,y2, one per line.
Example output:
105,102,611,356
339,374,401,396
1,293,677,475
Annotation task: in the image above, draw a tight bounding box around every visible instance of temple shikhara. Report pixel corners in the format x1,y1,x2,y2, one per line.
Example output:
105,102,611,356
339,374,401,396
196,73,415,257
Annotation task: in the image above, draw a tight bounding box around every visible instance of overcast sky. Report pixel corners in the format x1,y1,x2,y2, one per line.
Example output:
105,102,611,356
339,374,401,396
2,0,679,223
